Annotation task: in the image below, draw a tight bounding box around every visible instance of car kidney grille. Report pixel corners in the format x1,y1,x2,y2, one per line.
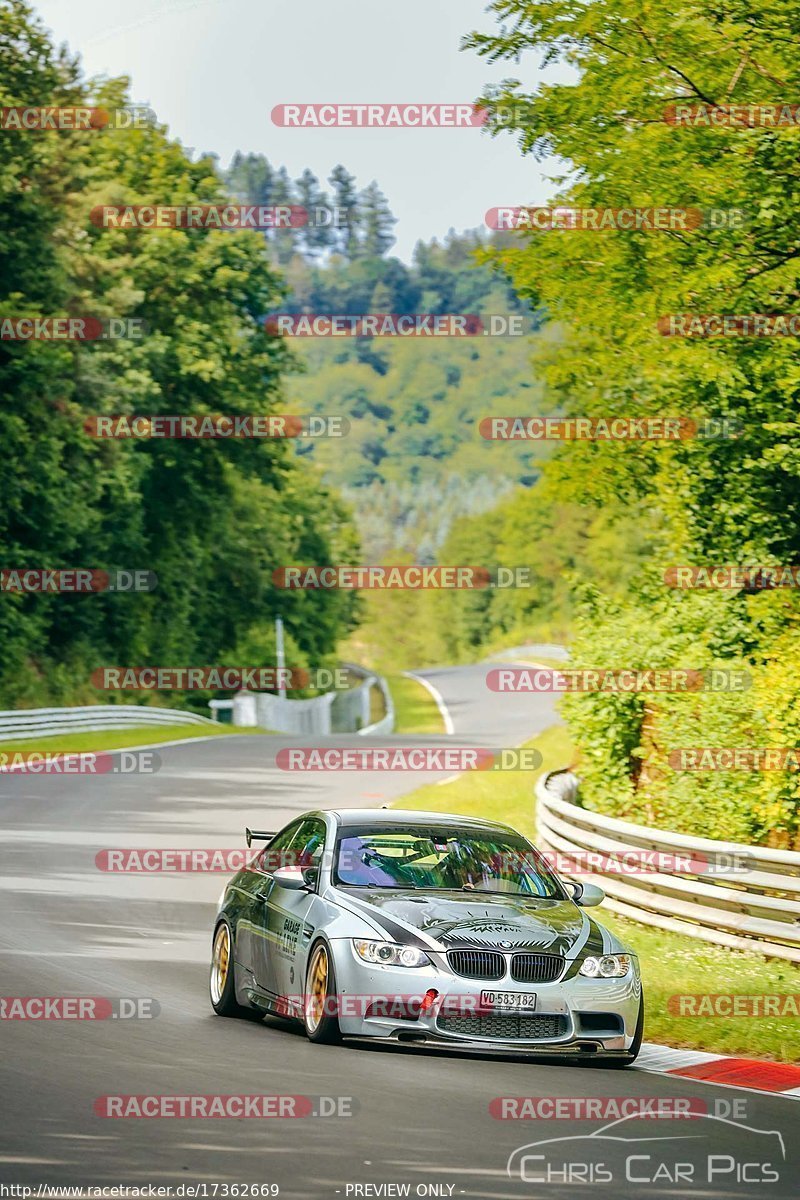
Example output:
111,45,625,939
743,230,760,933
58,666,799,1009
447,950,505,980
437,1013,567,1041
510,953,563,983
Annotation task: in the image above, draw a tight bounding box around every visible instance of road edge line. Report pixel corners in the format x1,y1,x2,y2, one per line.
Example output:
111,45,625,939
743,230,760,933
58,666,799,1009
402,671,454,735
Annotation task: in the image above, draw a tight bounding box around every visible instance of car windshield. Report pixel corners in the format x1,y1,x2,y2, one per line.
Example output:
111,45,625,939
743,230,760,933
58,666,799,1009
334,825,566,898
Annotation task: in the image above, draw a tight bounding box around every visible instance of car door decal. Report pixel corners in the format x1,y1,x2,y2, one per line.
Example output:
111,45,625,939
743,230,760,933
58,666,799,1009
278,915,302,958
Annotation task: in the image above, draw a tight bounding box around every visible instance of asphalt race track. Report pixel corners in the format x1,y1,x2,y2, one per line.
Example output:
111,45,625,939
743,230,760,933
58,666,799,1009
1,663,797,1198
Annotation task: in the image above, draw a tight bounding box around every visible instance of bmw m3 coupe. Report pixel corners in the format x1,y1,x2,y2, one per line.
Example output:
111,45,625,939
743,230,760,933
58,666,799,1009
209,808,644,1063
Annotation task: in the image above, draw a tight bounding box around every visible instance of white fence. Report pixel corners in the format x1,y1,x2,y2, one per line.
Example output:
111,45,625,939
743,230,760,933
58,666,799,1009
0,704,216,743
214,664,394,737
231,689,335,735
536,769,800,963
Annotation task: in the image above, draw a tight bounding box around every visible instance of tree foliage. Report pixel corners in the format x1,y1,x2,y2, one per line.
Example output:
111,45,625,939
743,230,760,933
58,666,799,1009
457,0,800,843
0,0,358,708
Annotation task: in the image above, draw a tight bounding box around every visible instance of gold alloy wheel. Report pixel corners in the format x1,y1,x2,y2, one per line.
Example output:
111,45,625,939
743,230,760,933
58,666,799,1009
210,923,230,1005
305,944,329,1034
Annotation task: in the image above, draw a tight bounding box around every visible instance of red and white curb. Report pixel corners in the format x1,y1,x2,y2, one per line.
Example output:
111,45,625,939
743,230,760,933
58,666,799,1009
638,1042,800,1099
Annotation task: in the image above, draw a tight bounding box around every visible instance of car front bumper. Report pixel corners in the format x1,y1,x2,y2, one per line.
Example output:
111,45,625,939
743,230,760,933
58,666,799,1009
329,940,642,1054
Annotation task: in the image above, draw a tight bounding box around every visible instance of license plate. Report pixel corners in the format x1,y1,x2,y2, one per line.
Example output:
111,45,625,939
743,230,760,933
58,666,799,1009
480,990,537,1012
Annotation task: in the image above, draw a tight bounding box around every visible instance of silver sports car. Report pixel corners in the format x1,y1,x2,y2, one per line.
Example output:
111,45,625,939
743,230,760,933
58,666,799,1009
209,808,644,1063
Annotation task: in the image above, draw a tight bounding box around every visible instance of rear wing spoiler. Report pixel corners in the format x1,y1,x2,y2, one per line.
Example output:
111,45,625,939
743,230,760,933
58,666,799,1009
245,827,276,848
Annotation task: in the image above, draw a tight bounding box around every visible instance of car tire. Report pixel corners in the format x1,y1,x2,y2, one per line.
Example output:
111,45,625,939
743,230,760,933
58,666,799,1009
210,920,258,1019
303,940,341,1044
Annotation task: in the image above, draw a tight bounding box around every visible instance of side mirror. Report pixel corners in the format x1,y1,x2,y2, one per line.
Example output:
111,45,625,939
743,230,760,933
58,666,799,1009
272,867,309,891
569,880,605,907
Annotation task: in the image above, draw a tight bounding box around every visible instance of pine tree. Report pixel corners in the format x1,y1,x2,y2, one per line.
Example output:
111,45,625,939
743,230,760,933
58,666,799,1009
359,181,396,259
226,151,274,206
328,164,361,259
271,165,300,265
295,168,334,258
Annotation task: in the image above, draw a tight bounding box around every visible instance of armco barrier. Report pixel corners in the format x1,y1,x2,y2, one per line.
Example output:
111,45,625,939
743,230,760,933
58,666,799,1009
536,769,800,963
360,672,394,736
0,704,215,743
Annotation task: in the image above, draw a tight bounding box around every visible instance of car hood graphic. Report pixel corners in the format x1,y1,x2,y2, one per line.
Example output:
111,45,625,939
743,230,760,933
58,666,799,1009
343,889,592,955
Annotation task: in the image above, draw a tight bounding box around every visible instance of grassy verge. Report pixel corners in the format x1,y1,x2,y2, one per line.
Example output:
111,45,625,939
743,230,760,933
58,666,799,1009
499,655,570,670
397,724,574,839
0,723,269,755
393,723,800,1061
387,673,446,734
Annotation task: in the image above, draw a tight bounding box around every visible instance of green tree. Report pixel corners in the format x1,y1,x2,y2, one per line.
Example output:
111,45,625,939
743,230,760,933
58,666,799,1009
0,0,359,708
358,180,396,259
295,167,333,258
463,0,800,842
328,164,361,259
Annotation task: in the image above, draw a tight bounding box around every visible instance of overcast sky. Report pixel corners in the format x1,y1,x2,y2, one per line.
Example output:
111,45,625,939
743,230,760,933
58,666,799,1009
32,0,560,260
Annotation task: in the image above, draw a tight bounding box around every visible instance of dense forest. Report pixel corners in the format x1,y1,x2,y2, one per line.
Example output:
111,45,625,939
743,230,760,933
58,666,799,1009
223,153,548,558
0,2,359,709
428,0,800,847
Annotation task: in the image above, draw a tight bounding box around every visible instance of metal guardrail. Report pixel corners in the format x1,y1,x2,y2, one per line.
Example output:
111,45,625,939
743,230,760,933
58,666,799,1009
359,672,395,736
0,704,216,743
536,769,800,963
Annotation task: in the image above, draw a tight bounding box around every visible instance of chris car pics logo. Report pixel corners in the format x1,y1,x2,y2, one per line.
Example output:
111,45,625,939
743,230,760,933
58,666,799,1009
506,1113,785,1186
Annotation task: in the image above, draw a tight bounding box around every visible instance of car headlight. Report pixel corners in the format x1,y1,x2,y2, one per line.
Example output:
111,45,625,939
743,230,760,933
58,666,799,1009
353,939,430,968
579,953,632,978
